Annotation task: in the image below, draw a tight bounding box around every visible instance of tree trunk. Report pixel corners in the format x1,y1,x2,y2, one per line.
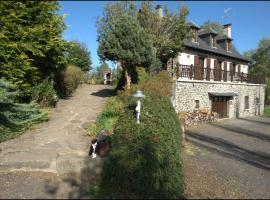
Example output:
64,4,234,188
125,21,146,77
124,67,131,90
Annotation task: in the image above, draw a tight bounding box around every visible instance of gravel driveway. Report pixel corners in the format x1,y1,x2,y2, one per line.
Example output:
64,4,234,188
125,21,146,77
183,116,270,199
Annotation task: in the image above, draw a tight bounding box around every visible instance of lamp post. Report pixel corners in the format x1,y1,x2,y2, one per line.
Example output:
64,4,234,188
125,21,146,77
132,90,145,124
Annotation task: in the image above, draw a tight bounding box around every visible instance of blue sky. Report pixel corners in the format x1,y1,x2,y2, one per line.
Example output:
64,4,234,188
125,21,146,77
58,1,270,69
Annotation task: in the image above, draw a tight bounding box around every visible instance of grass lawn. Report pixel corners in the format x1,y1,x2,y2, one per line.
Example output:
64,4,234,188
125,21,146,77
264,106,270,117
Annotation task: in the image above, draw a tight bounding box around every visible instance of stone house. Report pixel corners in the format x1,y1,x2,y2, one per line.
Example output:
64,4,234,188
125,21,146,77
167,21,265,118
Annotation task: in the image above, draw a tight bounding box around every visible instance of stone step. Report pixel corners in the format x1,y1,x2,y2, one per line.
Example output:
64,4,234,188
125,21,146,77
0,155,105,177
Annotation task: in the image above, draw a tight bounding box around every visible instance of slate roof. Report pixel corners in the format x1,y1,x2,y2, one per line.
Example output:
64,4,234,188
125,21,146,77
198,28,218,36
184,26,249,63
187,21,200,29
216,35,233,41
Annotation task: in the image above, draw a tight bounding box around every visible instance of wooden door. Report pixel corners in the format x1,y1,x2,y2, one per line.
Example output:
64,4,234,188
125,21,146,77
212,96,228,118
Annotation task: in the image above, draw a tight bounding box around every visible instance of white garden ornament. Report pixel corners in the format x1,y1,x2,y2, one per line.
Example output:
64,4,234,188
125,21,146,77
133,90,145,124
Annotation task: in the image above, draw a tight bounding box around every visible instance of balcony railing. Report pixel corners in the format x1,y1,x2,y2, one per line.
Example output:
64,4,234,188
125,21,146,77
175,64,265,84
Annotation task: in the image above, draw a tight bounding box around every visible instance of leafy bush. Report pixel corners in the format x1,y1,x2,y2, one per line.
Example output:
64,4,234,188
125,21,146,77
0,102,49,142
102,95,183,198
56,65,84,97
31,78,58,107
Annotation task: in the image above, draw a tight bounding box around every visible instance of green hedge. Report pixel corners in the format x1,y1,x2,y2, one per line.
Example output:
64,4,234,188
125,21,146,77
102,95,183,198
55,65,83,97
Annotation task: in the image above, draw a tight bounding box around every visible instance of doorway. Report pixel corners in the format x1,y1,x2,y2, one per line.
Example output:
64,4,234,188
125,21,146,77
212,96,229,118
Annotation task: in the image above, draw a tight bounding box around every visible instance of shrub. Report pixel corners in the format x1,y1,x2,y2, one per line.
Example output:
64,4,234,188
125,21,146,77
0,102,49,142
56,65,84,97
102,95,183,198
31,78,58,107
140,71,173,98
136,66,149,84
0,78,18,103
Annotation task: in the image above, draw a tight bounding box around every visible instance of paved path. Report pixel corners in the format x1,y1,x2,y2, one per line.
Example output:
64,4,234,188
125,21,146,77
183,116,270,199
0,84,113,199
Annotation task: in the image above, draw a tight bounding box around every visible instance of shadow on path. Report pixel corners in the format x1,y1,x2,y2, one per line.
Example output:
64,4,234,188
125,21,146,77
238,117,270,126
211,123,270,142
90,88,115,98
186,131,270,171
43,157,105,199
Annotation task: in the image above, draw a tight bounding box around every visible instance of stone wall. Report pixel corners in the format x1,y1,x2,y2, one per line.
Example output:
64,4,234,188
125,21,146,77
174,79,265,118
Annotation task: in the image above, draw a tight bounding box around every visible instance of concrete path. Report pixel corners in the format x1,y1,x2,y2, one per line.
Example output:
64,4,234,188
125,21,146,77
0,84,113,199
183,116,270,199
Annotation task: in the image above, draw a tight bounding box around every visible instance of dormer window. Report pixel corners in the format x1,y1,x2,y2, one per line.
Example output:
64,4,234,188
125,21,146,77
226,40,232,51
211,35,216,47
187,21,200,43
191,29,198,43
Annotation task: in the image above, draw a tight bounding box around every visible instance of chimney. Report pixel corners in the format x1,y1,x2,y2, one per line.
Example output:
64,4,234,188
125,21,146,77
156,4,163,18
223,24,232,38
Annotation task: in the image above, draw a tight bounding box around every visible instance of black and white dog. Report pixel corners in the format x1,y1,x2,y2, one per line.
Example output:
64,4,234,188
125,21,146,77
89,130,109,159
89,139,98,159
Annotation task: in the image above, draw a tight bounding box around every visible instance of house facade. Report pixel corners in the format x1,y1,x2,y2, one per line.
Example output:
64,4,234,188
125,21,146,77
168,21,265,118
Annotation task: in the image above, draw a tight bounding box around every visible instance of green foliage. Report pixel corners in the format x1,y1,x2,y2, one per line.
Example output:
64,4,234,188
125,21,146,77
0,78,18,103
55,65,83,97
85,96,124,137
244,38,270,105
97,13,155,67
137,2,189,67
97,5,156,88
31,78,58,107
136,67,149,84
264,106,270,117
102,95,183,198
0,102,49,142
140,71,173,97
0,1,67,100
66,41,92,72
200,20,223,34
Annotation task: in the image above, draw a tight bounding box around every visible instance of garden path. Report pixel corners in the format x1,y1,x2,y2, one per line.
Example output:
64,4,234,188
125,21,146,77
0,84,113,198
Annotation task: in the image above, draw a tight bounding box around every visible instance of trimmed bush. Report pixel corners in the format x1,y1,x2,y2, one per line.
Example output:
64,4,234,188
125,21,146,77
31,78,58,107
56,65,84,97
102,95,183,198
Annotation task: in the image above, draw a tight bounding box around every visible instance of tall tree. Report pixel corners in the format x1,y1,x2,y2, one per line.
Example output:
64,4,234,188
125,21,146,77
244,38,270,105
0,1,66,101
97,11,155,89
137,2,189,68
201,20,223,34
66,41,92,72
